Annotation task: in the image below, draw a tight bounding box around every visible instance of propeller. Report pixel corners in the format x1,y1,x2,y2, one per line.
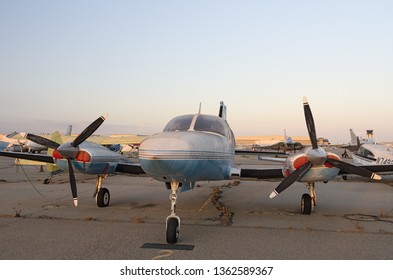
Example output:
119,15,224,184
23,114,108,206
269,97,381,199
23,133,60,150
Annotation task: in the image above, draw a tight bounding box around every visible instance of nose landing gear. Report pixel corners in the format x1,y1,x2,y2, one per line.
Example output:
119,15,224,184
94,174,110,208
301,182,316,215
166,180,181,244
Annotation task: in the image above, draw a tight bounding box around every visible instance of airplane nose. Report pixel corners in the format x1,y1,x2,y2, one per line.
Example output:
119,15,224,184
139,133,190,160
138,133,192,180
138,131,232,182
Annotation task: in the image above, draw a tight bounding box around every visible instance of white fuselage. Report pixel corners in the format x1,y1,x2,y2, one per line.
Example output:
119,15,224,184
138,114,235,183
352,144,393,165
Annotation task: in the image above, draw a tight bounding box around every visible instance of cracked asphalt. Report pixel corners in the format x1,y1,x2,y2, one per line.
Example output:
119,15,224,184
1,156,393,259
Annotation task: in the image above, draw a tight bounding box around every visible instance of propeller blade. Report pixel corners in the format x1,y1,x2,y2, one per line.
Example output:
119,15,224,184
72,114,108,147
23,133,60,149
303,97,318,149
326,158,381,180
67,159,78,206
270,161,312,198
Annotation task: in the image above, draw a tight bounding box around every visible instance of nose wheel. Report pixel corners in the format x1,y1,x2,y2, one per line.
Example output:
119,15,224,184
301,182,316,215
166,216,180,244
94,175,110,207
301,193,312,214
166,181,181,244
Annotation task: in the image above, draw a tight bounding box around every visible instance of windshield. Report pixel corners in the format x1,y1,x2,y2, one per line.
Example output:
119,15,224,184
358,146,375,159
163,115,194,132
163,114,234,140
194,115,232,138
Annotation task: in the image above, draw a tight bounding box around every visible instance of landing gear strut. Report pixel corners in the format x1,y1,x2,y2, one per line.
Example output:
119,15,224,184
94,174,110,207
166,180,181,244
301,182,316,215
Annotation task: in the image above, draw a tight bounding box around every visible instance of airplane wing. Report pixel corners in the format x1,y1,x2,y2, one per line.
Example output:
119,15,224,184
117,163,282,179
338,164,393,175
0,151,54,163
241,168,284,179
88,135,146,146
0,150,146,175
235,150,288,157
115,162,146,175
233,167,284,180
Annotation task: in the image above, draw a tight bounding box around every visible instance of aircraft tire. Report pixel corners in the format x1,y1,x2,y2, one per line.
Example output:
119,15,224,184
166,218,179,244
97,188,110,208
301,193,312,215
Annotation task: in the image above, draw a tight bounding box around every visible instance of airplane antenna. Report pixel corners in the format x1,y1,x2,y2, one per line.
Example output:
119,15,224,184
198,103,202,114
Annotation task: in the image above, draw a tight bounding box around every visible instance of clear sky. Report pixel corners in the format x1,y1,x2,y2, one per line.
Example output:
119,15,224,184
1,0,392,144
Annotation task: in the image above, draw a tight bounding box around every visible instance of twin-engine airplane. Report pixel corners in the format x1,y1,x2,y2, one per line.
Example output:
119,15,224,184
1,100,392,244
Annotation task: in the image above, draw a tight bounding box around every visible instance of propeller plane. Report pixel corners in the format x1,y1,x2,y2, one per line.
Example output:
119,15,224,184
1,99,392,244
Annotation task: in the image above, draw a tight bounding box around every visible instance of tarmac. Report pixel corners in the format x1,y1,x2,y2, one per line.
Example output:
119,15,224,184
0,155,393,260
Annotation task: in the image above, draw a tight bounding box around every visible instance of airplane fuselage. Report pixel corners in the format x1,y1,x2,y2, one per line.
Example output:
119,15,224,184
138,114,235,184
352,143,393,165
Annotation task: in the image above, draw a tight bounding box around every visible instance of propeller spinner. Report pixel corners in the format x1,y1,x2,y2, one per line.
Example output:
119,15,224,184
269,98,381,199
24,114,108,206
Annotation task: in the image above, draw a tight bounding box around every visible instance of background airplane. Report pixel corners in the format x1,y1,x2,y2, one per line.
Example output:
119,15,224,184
352,143,393,166
342,129,393,168
1,100,392,244
340,129,376,152
1,125,74,153
0,141,9,151
263,129,304,153
249,130,303,153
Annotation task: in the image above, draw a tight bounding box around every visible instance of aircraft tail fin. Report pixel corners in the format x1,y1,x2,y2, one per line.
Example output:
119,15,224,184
65,125,72,136
46,131,62,158
219,101,227,120
349,129,357,144
46,131,63,173
6,131,19,139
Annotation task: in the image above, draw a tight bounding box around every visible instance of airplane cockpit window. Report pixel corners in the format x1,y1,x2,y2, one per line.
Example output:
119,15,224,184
164,114,234,141
358,146,375,159
194,115,231,138
163,115,194,132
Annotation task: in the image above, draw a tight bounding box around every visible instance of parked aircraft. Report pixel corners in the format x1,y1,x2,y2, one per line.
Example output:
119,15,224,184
1,126,73,153
0,132,24,152
0,101,392,244
0,104,281,243
345,128,393,168
340,129,376,152
352,143,393,166
250,131,303,153
265,130,304,152
0,141,9,151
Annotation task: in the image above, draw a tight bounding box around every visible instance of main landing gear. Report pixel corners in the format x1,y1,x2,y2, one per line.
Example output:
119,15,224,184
94,174,110,208
166,180,181,244
301,182,316,215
